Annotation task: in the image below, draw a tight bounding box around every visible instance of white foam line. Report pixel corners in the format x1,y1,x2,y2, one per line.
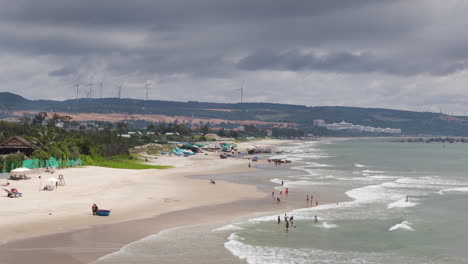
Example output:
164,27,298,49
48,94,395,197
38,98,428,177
389,221,414,231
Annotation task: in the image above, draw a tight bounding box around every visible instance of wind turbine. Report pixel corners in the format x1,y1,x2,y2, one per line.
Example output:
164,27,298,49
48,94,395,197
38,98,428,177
115,83,124,99
145,80,152,101
87,74,94,99
72,78,80,103
98,82,104,98
234,80,245,103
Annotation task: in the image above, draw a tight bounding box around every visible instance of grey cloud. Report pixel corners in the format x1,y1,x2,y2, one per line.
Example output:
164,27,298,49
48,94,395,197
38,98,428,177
48,65,78,77
238,50,468,76
2,0,468,114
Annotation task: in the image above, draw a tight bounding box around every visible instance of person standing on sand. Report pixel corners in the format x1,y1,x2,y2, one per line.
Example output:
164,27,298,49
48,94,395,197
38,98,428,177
306,195,309,203
278,216,281,224
92,204,98,215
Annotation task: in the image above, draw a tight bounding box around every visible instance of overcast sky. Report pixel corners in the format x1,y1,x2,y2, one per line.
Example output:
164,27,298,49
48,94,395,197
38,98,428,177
2,0,468,114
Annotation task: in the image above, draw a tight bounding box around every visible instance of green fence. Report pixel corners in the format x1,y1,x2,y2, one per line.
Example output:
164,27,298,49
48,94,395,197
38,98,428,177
3,157,82,172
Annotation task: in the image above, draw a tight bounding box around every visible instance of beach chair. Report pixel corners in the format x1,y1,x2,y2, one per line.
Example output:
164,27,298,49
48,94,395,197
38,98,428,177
2,187,22,198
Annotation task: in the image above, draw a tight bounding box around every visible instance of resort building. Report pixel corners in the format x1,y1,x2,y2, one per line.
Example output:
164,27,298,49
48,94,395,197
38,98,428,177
313,120,401,134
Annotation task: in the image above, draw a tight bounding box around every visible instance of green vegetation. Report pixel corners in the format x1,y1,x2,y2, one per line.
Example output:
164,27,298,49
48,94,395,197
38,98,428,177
82,155,172,170
2,91,467,136
0,113,168,171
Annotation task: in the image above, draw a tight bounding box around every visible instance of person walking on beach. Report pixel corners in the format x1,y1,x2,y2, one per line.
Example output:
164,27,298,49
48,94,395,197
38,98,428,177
281,180,284,186
306,195,309,203
92,204,98,215
272,191,275,197
290,215,294,225
284,214,288,222
278,216,281,224
285,188,289,195
276,197,281,204
314,216,318,223
315,201,318,206
285,221,289,229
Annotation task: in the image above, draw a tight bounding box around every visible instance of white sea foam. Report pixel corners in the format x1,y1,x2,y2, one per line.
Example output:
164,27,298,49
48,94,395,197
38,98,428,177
212,224,244,232
305,162,332,167
284,180,331,187
345,184,397,204
224,232,430,264
438,187,468,195
368,175,399,180
96,227,178,261
389,221,414,231
270,178,283,185
316,221,338,229
387,198,418,209
354,163,366,168
362,169,385,174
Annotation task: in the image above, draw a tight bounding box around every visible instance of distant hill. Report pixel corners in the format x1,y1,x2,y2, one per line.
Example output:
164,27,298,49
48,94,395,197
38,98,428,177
1,92,468,136
0,92,30,105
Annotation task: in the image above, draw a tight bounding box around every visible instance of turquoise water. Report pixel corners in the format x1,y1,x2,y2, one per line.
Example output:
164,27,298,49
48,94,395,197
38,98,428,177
95,139,468,264
224,139,468,263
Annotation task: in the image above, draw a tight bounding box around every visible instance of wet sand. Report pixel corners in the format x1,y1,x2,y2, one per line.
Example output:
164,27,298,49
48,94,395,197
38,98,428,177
0,162,348,264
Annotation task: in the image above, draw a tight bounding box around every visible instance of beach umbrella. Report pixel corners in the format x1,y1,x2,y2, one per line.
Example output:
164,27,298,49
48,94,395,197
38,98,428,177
11,167,31,173
47,177,59,182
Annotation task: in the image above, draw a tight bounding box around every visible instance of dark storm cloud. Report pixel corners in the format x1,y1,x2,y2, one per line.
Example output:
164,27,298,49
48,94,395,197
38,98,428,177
2,0,468,114
0,0,441,77
237,50,468,76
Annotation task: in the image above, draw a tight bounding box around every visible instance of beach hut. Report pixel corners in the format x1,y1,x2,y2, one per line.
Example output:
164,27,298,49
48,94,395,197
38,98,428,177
0,136,35,156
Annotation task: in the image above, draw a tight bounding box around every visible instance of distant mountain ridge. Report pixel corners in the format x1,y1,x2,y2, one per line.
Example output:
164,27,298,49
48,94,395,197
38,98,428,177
1,92,468,136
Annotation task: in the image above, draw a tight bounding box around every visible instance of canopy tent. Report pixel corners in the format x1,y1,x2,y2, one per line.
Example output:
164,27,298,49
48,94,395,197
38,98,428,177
11,167,31,173
47,177,59,182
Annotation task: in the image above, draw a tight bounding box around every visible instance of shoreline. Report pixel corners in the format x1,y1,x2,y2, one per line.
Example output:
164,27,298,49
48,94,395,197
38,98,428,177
0,139,288,242
0,139,350,264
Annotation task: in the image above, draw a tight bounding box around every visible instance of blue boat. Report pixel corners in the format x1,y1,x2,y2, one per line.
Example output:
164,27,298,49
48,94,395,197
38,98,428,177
96,209,111,216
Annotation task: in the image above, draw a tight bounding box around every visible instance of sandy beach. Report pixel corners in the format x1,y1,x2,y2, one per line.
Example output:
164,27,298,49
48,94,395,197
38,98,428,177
0,140,289,241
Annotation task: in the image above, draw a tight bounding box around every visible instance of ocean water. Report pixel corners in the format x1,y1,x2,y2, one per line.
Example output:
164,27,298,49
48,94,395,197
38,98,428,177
95,139,468,264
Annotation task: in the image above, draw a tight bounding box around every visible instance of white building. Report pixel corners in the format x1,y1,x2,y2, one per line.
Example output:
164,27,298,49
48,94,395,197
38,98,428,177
337,121,353,130
313,120,326,127
315,119,401,134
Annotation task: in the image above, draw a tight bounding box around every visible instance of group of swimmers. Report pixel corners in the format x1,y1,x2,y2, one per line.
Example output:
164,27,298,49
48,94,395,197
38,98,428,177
306,194,319,206
278,214,296,229
277,213,319,230
272,187,289,204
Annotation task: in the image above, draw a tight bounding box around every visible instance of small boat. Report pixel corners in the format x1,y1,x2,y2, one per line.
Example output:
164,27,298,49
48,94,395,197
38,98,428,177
96,209,111,216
